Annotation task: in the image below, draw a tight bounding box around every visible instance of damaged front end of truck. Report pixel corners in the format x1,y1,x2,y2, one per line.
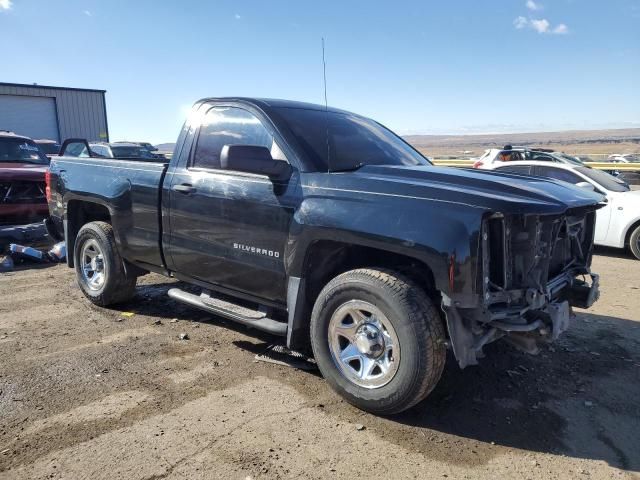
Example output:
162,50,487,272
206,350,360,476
443,206,601,368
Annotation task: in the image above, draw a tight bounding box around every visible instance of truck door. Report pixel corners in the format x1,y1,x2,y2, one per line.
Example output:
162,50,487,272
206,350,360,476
165,105,299,305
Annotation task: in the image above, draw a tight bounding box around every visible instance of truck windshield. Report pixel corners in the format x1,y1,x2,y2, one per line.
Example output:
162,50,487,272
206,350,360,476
273,107,430,172
0,137,49,165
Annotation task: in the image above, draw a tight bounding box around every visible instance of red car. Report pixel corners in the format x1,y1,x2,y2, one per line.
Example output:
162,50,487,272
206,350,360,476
0,131,49,225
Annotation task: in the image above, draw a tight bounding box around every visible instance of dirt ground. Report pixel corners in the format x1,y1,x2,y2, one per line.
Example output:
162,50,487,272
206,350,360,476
0,248,639,480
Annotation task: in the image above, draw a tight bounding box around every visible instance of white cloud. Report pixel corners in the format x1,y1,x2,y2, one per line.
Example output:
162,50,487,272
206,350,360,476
530,18,550,33
513,16,528,29
0,0,12,11
526,0,542,11
234,13,241,20
83,10,92,17
553,23,569,34
514,16,569,35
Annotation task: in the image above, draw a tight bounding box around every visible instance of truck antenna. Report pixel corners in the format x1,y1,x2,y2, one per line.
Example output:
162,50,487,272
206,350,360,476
322,37,328,109
322,37,330,173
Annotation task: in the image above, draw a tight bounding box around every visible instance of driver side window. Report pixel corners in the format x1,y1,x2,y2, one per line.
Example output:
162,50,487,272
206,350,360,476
192,107,283,170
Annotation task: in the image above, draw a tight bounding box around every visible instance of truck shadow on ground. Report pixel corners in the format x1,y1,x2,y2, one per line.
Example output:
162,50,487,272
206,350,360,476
125,280,286,344
129,281,639,472
391,311,639,472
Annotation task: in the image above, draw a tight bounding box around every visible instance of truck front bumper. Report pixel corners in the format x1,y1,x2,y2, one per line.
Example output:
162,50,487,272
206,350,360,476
442,272,600,368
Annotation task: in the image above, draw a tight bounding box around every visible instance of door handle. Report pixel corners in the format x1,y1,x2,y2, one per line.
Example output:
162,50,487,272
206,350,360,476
173,183,196,194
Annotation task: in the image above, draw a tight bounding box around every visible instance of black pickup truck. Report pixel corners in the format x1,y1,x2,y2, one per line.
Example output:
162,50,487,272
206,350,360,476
46,98,602,414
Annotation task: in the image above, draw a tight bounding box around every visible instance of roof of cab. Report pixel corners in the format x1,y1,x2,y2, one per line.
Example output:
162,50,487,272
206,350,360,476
195,97,348,114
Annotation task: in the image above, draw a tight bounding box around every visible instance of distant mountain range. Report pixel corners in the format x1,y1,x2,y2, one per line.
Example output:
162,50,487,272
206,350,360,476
406,128,640,156
405,128,640,148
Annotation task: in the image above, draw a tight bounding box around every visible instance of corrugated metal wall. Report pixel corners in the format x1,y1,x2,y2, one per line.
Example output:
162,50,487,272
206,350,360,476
0,83,108,142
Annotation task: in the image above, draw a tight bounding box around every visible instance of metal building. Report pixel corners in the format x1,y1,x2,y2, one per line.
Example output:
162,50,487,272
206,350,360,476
0,82,109,143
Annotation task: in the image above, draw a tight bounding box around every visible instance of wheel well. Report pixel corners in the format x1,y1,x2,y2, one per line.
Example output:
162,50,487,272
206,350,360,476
304,240,439,303
624,219,640,246
66,200,111,267
286,240,442,351
303,240,440,309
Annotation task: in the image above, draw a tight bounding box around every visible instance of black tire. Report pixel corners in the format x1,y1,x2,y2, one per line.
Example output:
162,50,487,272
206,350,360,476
74,221,136,306
310,268,446,415
630,225,640,260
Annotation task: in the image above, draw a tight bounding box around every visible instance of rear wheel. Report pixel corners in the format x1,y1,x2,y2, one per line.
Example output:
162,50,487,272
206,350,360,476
310,268,446,414
629,225,640,260
74,221,137,306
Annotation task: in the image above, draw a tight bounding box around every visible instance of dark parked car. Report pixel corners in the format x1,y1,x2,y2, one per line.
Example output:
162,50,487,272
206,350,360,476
112,141,166,159
47,98,602,414
0,131,49,225
88,142,160,160
113,141,158,152
34,139,61,158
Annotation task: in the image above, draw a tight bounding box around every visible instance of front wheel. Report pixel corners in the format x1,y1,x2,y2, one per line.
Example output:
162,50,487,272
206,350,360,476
629,225,640,260
74,221,137,306
310,268,446,415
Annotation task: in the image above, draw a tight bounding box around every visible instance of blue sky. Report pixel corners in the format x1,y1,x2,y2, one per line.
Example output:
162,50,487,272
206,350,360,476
1,0,639,143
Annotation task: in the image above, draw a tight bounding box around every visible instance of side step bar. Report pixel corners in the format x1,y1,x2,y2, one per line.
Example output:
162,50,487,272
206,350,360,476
167,288,287,336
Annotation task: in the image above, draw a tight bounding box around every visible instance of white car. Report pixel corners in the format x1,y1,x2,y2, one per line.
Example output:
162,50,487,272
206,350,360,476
472,148,583,168
483,161,640,259
606,153,640,164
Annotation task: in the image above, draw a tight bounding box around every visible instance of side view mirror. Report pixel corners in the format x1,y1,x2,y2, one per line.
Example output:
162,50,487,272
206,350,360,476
575,181,595,191
220,145,292,182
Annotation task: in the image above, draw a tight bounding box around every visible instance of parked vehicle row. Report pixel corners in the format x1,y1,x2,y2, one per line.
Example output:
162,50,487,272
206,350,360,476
473,148,640,186
606,154,640,164
601,154,640,186
472,146,584,169
0,131,49,225
89,142,164,160
0,132,164,228
46,97,603,414
479,160,640,259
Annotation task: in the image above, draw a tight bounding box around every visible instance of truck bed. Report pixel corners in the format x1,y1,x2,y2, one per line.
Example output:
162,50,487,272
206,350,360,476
48,157,169,271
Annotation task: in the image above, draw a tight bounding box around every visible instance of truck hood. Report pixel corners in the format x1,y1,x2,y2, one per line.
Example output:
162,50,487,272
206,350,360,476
346,165,604,215
0,163,48,182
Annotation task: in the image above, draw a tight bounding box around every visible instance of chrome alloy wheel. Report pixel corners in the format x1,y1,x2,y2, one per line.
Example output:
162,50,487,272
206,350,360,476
328,300,400,389
81,239,106,291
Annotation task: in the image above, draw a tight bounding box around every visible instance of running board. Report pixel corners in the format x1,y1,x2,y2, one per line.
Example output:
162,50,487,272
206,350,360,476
167,288,287,336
